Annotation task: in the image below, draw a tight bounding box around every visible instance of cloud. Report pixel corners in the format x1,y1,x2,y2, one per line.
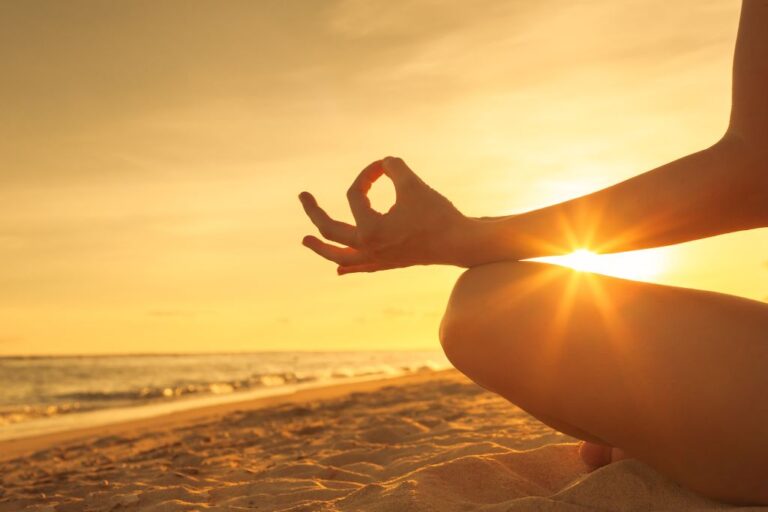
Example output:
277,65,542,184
326,0,501,39
383,307,414,318
0,0,737,192
147,309,200,318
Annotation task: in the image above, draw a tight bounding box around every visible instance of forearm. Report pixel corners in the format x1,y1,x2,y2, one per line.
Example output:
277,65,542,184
457,136,767,264
455,1,768,266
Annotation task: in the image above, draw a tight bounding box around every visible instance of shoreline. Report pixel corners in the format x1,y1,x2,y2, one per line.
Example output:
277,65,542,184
0,368,451,443
0,368,459,463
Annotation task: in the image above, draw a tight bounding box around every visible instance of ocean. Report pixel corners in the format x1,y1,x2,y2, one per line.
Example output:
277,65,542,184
0,351,450,441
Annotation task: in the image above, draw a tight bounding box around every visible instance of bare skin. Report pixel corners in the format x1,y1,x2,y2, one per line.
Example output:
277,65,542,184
299,0,768,504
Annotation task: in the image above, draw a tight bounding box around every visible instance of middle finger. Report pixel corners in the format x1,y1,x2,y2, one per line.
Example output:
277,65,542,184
299,192,358,247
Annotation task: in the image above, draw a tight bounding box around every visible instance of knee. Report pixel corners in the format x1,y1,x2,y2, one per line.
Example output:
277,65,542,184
438,270,467,368
439,261,556,374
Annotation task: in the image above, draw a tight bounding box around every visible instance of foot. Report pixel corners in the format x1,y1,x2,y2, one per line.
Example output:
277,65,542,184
578,441,627,469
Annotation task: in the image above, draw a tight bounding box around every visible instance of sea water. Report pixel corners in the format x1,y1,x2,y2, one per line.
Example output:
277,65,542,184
0,351,449,441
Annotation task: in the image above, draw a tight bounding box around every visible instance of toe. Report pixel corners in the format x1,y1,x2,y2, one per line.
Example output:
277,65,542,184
579,441,613,468
610,447,628,462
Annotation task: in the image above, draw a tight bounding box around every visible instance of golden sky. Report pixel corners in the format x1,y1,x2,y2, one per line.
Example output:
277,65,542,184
2,0,766,355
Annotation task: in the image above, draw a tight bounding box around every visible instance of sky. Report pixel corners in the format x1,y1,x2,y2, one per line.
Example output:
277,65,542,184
2,0,766,355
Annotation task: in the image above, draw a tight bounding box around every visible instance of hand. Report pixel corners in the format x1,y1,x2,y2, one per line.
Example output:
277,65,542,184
299,157,473,275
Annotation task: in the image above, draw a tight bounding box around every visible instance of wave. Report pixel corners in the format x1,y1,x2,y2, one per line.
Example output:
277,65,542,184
0,362,446,427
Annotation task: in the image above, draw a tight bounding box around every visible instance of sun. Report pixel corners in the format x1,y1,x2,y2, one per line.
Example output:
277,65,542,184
534,248,666,282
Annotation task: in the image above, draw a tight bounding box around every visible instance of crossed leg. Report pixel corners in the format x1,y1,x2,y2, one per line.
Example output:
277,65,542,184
439,261,768,504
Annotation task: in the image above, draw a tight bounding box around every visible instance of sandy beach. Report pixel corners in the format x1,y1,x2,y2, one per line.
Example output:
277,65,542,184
0,369,761,512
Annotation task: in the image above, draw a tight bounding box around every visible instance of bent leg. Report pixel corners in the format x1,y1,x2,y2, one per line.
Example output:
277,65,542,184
440,261,768,504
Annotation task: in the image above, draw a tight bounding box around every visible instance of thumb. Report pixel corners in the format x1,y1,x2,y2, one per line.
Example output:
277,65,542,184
381,156,420,189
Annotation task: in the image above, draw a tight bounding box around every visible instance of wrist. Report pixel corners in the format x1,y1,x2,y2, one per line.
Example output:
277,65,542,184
445,216,498,267
447,214,540,267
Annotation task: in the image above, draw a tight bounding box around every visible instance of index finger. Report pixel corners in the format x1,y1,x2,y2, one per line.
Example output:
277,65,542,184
346,160,384,225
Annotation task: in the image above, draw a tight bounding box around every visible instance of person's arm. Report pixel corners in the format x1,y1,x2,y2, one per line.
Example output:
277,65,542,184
460,0,768,263
730,0,768,147
299,1,767,274
461,136,766,263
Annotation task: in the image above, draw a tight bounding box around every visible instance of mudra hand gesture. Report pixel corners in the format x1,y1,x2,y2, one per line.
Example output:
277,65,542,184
299,157,473,275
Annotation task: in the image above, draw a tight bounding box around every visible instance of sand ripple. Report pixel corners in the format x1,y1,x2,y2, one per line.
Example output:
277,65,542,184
0,373,761,511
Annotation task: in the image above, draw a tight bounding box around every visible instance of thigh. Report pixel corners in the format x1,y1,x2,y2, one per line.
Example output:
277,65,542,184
440,261,768,503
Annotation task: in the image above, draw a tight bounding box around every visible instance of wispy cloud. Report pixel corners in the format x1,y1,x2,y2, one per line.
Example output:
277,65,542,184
147,310,201,319
383,307,414,318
